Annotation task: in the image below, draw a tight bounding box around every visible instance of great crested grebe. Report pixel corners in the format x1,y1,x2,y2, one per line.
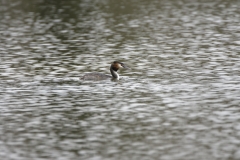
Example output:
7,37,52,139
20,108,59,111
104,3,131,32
80,61,129,81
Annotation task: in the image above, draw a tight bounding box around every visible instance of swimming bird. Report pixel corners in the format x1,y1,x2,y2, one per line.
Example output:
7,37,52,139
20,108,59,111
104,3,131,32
80,61,129,81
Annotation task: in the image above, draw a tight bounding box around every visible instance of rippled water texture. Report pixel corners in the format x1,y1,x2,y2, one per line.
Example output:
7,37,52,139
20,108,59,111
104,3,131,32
1,0,240,159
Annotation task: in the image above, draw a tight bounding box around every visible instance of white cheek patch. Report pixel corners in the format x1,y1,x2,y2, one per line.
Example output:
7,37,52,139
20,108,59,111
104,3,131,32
118,64,123,68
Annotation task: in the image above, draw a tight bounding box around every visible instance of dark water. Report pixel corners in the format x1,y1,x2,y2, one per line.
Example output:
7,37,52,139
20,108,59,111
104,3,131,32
1,0,240,159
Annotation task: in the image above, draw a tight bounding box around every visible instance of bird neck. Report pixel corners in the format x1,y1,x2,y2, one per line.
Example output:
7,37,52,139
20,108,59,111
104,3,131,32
110,68,119,79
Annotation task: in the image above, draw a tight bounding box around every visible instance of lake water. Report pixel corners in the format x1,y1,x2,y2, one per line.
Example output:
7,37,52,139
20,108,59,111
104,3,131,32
1,0,240,159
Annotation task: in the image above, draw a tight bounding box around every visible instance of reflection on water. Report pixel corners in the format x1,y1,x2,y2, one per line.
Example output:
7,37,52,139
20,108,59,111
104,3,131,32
1,0,240,159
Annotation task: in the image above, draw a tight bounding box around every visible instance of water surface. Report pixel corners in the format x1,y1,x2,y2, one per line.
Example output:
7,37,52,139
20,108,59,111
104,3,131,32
1,0,240,159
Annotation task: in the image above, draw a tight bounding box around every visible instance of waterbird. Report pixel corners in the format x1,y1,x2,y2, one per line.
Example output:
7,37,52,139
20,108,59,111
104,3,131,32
80,61,130,81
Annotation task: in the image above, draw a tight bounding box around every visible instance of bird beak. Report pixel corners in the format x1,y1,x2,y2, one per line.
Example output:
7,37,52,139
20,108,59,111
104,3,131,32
122,64,131,70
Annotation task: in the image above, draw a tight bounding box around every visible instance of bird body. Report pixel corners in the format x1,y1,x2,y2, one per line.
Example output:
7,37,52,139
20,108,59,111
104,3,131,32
80,61,129,81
